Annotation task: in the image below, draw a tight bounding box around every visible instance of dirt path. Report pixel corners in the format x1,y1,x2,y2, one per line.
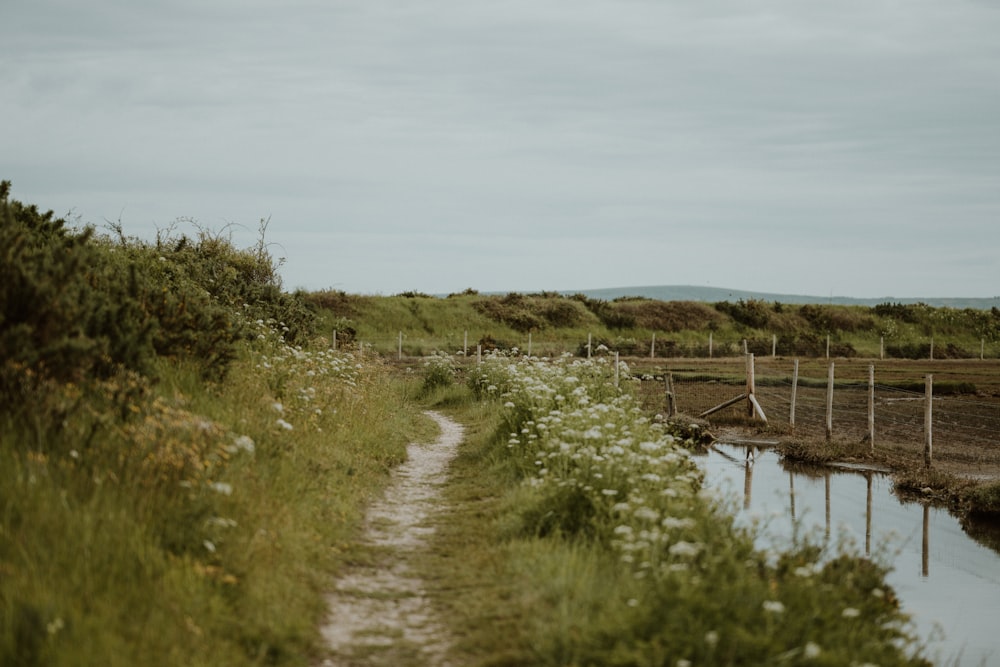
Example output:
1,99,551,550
318,411,463,667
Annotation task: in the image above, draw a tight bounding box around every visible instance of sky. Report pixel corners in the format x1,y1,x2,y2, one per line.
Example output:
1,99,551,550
3,1,999,298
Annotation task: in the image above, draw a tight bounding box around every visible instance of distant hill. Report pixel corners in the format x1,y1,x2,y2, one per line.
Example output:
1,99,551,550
559,285,1000,310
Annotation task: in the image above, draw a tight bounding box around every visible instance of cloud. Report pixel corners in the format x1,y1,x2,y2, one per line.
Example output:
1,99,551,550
2,0,998,297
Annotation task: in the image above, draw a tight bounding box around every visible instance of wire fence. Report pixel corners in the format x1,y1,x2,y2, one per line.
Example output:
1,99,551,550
336,330,1000,361
634,360,1000,468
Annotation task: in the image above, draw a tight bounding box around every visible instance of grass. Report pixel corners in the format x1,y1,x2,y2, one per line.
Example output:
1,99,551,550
0,326,430,666
307,292,1000,361
408,355,930,666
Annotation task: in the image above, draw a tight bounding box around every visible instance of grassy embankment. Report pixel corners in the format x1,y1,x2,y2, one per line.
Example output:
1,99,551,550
408,354,931,666
312,290,1000,517
0,182,430,666
305,289,1000,361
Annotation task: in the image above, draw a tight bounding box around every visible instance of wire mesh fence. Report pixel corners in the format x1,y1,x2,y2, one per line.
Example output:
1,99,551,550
633,358,1000,467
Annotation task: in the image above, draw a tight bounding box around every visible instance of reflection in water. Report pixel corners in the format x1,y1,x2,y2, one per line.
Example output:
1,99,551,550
698,443,1000,667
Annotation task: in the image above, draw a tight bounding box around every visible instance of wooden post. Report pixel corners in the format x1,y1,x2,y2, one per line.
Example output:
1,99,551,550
865,473,873,558
825,362,835,441
880,336,884,361
709,332,713,359
826,335,831,359
924,374,933,467
665,372,676,418
742,339,748,355
650,333,656,359
982,337,986,360
930,336,934,361
464,330,468,356
614,352,620,388
922,503,930,577
398,331,403,360
587,333,592,359
332,329,337,351
528,332,532,358
867,364,875,454
477,344,482,365
789,359,799,431
771,334,777,358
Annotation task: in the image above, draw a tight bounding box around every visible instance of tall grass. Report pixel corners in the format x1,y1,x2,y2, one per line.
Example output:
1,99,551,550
423,352,929,666
0,322,429,666
309,292,1000,360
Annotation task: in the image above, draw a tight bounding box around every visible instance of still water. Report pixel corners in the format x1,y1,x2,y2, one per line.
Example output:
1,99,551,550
696,443,1000,666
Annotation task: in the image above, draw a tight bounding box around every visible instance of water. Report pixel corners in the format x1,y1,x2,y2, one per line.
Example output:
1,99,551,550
696,443,1000,666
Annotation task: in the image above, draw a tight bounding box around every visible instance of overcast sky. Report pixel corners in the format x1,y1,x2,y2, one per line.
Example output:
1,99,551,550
3,1,999,298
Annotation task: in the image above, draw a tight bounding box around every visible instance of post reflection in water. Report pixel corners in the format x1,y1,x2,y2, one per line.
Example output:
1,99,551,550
699,443,1000,667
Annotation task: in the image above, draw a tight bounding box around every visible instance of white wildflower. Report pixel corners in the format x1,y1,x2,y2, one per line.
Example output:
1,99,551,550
762,600,785,614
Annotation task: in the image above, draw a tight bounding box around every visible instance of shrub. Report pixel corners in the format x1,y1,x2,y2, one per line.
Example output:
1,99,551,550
714,299,772,329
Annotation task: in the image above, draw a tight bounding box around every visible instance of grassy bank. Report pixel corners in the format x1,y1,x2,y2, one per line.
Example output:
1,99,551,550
416,354,930,666
1,182,432,665
306,290,1000,361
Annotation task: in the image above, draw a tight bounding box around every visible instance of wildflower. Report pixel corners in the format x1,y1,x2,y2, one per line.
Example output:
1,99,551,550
633,507,659,522
276,418,293,430
705,630,719,647
762,600,785,614
272,402,284,413
601,488,619,496
804,642,822,659
842,607,861,618
203,540,217,553
677,660,692,667
668,541,701,558
210,482,233,495
231,435,255,454
627,598,639,607
46,617,65,635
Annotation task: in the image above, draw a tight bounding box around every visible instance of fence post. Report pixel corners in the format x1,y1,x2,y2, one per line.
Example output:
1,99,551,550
398,332,403,360
614,352,620,388
528,332,532,358
880,336,884,360
930,337,934,361
772,334,777,358
743,339,748,355
982,338,986,360
464,330,468,356
650,333,656,359
332,329,337,351
868,364,875,454
826,335,831,360
587,333,592,359
665,372,676,418
825,362,835,441
709,332,713,358
477,344,482,365
789,359,799,432
924,374,933,467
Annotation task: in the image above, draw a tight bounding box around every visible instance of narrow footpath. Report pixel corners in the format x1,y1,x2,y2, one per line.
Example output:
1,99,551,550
318,411,464,667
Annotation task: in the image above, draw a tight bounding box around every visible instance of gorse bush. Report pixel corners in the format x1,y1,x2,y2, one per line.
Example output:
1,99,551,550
0,181,317,401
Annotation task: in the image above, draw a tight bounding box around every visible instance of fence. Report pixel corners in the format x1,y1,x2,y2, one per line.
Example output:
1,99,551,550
337,329,1000,361
634,355,1000,469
